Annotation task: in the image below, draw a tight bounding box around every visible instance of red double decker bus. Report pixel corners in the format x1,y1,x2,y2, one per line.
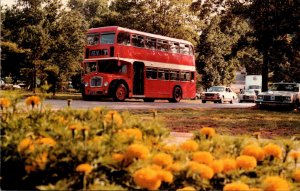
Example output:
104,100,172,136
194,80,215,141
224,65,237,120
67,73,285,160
81,26,196,102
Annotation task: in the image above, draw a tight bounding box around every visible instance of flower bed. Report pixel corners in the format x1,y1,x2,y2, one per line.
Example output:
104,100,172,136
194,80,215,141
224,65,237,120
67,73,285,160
1,96,300,190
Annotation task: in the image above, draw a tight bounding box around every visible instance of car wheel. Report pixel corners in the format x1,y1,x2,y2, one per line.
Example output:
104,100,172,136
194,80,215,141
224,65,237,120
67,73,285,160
144,98,155,102
202,100,206,103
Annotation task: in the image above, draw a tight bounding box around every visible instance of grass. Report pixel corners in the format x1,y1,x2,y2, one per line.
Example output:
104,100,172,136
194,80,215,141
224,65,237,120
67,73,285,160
130,108,300,139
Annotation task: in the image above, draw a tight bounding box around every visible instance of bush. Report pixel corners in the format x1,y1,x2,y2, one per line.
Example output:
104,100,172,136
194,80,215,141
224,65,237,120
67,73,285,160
1,96,300,190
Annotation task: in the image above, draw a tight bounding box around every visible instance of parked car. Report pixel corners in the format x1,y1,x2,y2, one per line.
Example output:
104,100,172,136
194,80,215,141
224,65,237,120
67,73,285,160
239,89,257,103
200,86,237,104
256,82,300,110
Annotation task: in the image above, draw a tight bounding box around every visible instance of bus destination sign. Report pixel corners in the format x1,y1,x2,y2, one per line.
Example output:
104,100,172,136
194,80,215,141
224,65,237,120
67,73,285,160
90,49,108,56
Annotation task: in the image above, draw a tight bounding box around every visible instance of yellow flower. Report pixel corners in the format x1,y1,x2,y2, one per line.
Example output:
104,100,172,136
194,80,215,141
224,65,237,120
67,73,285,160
18,138,35,153
157,169,173,183
262,176,290,191
177,187,196,191
249,188,263,191
209,160,224,173
200,127,216,137
25,96,41,107
223,182,250,191
187,161,214,179
118,128,142,140
112,153,125,162
36,137,56,147
263,143,282,159
35,152,48,170
92,107,103,113
288,150,300,160
179,140,198,152
241,144,265,161
162,144,178,152
293,169,300,182
76,163,93,174
192,151,214,165
222,158,237,173
126,143,149,160
236,155,257,170
166,162,184,172
0,98,10,108
133,167,161,190
152,153,173,167
104,110,122,127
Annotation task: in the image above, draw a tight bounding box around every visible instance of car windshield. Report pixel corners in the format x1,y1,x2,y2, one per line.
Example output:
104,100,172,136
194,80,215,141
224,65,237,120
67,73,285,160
269,83,299,92
207,86,225,92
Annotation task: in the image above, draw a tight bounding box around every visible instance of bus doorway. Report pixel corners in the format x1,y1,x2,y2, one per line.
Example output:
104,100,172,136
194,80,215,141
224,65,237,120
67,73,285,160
133,62,144,95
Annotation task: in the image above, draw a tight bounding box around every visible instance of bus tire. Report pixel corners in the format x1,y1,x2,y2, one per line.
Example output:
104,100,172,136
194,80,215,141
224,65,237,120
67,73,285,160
113,83,127,102
144,98,155,102
169,86,182,103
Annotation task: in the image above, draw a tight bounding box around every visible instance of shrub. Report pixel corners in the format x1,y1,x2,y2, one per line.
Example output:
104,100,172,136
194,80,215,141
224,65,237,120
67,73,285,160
1,96,300,190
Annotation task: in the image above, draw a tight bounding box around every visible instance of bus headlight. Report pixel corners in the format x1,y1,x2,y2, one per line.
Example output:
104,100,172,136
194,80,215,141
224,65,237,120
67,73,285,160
104,81,108,87
85,82,89,87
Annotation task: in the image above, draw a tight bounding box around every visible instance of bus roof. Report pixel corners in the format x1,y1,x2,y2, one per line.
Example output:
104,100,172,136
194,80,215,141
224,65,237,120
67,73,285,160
88,26,193,46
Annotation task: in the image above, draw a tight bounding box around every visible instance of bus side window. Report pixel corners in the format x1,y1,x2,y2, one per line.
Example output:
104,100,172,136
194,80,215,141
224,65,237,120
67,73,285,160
170,71,176,80
180,44,189,55
170,42,180,53
158,70,164,80
164,70,170,80
145,37,156,50
151,68,158,79
132,34,145,48
157,40,169,52
146,68,152,79
117,32,130,45
176,71,180,81
191,72,195,81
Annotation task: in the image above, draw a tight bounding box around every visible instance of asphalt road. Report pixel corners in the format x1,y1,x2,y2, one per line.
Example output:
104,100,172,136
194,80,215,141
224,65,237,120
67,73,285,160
43,99,255,110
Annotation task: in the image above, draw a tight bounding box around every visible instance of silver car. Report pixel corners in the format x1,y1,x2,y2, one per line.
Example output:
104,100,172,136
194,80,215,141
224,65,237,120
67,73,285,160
239,89,257,103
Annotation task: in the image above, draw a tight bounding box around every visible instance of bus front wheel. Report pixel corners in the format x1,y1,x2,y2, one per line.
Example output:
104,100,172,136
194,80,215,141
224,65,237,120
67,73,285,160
113,83,127,102
169,86,182,103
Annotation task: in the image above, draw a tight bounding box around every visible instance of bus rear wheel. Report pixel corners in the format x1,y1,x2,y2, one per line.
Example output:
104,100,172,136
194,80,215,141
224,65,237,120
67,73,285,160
169,86,182,103
113,83,127,102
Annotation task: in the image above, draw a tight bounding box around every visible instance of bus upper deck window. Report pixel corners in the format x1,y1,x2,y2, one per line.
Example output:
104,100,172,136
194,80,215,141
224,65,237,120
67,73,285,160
132,34,145,48
100,33,115,44
180,44,190,55
117,32,130,45
87,33,99,45
145,37,156,50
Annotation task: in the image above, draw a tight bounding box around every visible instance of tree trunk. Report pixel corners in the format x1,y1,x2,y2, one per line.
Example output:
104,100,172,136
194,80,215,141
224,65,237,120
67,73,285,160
262,49,269,92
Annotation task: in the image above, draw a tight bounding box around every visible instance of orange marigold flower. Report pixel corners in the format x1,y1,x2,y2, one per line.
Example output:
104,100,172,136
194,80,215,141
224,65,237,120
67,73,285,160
263,143,282,159
92,107,103,113
223,182,250,191
68,123,79,130
36,137,56,147
162,144,178,152
209,160,224,173
133,167,161,190
222,158,237,173
192,151,214,165
112,153,125,162
236,155,257,170
35,152,48,170
18,138,35,153
241,144,265,161
126,143,149,160
152,153,173,167
200,127,216,137
293,169,300,182
177,187,196,191
166,162,184,172
262,176,290,191
288,150,300,160
0,98,10,108
157,169,173,183
76,163,93,174
249,188,263,191
179,140,198,152
118,128,142,140
25,96,40,107
188,161,214,179
104,110,122,127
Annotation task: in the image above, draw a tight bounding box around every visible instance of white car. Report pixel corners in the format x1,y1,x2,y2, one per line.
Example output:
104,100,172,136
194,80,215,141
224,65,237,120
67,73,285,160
239,89,257,103
256,82,300,110
200,86,237,104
